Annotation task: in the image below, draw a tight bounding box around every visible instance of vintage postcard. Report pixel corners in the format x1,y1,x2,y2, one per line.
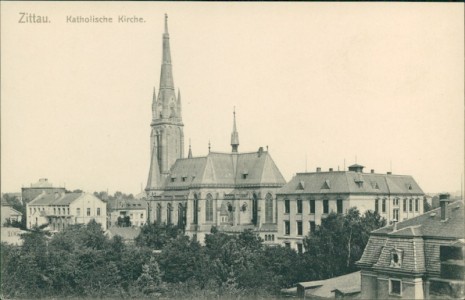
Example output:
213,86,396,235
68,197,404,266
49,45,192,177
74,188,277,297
1,2,464,299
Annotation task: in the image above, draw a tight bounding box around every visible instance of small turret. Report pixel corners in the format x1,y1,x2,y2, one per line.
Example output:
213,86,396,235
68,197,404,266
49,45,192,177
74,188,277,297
230,108,239,153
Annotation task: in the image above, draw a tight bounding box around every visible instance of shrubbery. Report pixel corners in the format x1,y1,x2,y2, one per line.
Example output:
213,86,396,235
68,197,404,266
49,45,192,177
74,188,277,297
1,209,385,299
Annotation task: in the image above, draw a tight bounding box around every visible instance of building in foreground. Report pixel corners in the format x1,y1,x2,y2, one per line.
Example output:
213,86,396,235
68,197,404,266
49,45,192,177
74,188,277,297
356,195,464,299
144,15,286,243
276,164,425,252
27,192,107,231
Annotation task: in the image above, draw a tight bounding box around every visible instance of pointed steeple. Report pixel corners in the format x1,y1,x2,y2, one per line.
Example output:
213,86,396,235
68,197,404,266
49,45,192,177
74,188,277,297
188,139,193,158
160,13,174,91
230,108,239,152
146,145,162,191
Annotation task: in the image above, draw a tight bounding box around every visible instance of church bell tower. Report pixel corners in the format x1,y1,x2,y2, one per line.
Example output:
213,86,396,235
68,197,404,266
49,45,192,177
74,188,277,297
146,14,184,193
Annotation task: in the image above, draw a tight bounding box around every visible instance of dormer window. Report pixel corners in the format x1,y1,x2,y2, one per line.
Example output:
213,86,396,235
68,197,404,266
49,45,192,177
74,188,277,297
182,176,187,182
408,184,413,190
322,179,331,189
242,171,248,179
171,177,176,182
297,181,305,190
390,248,403,268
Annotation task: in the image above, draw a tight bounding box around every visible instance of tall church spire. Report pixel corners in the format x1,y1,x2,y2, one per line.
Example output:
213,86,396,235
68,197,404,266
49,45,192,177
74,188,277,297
160,13,174,90
147,14,184,193
231,108,239,153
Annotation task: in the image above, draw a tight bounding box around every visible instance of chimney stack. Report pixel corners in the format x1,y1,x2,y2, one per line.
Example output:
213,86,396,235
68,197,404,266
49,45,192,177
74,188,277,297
329,168,333,172
439,193,451,221
387,171,392,175
316,167,321,173
371,169,375,174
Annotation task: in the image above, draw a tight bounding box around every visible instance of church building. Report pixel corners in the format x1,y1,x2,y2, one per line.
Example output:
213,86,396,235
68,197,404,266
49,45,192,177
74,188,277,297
145,15,286,243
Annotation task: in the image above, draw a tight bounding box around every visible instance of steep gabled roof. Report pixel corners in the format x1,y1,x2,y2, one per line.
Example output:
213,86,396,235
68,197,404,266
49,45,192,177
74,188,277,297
162,150,285,190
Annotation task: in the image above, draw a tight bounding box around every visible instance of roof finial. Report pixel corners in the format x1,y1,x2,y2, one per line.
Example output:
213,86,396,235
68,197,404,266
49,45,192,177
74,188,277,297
231,107,239,153
164,13,169,34
188,138,192,158
208,140,211,153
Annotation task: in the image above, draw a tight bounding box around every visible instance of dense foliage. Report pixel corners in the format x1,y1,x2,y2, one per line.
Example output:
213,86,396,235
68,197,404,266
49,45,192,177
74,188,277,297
1,208,385,299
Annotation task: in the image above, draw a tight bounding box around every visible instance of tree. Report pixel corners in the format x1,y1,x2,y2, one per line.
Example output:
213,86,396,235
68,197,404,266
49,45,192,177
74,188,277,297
303,208,386,279
135,223,183,249
424,199,433,212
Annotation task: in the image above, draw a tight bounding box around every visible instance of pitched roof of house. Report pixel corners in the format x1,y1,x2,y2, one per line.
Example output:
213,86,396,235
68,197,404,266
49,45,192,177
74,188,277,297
28,192,83,206
373,201,464,238
162,150,286,190
107,226,141,241
357,201,464,272
298,271,361,299
277,171,424,195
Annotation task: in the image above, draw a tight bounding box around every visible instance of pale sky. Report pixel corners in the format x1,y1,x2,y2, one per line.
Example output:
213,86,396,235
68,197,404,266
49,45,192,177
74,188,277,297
1,2,464,195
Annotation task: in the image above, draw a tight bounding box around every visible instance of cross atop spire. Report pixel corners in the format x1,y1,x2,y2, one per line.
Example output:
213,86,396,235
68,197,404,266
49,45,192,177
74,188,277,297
231,108,239,153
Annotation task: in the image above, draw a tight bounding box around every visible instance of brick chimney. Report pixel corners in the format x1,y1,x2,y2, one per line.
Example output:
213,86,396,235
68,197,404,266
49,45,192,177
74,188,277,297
439,193,451,221
316,167,321,172
329,168,333,172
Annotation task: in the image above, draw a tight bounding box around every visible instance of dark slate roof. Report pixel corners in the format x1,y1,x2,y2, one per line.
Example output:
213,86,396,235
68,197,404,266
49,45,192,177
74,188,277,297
162,151,286,190
373,201,464,239
277,171,424,195
357,201,464,271
28,192,83,206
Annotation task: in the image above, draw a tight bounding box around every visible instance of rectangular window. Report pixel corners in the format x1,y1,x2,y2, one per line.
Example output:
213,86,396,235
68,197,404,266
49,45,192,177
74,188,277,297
77,208,81,216
97,208,101,216
375,199,379,212
409,199,413,212
390,279,401,296
297,243,303,254
58,207,61,215
67,208,69,215
87,208,91,216
297,199,302,214
310,221,316,233
297,221,303,236
284,221,290,235
285,199,290,214
54,207,56,214
415,199,419,212
337,199,343,214
141,213,144,219
403,199,407,212
393,209,399,221
284,242,291,249
323,200,329,214
382,199,386,213
310,200,315,214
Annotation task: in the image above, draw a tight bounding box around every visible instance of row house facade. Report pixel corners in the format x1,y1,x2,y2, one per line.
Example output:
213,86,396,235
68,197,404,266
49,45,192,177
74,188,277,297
27,192,107,231
276,164,425,252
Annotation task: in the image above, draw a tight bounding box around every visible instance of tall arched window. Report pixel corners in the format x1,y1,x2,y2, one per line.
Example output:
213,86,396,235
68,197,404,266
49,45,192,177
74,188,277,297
193,194,199,225
156,204,162,223
206,194,213,222
167,203,172,225
252,193,258,226
178,203,185,228
265,193,273,223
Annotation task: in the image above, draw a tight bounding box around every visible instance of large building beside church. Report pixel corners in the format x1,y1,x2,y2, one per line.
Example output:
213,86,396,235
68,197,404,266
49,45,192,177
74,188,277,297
145,15,286,242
